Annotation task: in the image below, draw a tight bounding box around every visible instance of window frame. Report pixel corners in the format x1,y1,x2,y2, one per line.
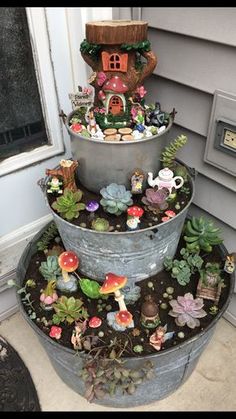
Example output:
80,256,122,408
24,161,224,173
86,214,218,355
0,7,65,177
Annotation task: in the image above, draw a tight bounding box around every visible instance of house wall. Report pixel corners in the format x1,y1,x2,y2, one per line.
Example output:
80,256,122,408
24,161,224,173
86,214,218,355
114,7,236,325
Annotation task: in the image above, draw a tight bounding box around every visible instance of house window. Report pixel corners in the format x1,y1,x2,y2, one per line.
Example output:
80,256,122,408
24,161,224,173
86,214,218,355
0,8,48,162
102,52,128,72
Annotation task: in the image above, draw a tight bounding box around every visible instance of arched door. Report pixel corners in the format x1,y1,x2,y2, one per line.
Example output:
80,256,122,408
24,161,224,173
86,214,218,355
108,95,123,115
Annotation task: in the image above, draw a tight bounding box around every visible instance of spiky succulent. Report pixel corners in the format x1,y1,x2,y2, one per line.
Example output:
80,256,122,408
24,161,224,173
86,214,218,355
183,216,223,253
141,188,169,213
39,256,61,281
52,188,86,220
91,218,110,232
100,183,133,216
161,135,187,169
169,292,207,329
53,296,88,325
36,222,58,251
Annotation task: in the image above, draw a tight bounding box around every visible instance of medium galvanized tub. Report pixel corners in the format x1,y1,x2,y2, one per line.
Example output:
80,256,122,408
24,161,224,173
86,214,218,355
66,110,173,193
16,230,235,408
43,161,195,284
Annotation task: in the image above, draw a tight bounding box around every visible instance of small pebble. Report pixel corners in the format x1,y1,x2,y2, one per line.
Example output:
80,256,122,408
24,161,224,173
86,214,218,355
163,292,169,298
178,332,185,339
175,203,181,210
105,305,112,311
160,281,163,285
98,299,102,304
140,338,144,342
166,287,174,295
36,318,40,322
80,222,87,228
98,331,104,338
148,222,153,227
159,300,162,304
109,226,114,232
160,303,168,309
116,224,121,228
168,295,173,300
181,201,185,205
148,281,154,288
97,307,103,312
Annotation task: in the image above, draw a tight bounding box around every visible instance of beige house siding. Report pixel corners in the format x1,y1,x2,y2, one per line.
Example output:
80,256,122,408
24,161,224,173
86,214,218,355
114,7,236,323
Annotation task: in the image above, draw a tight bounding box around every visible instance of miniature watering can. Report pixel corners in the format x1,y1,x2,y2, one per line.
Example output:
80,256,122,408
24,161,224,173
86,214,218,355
147,168,184,193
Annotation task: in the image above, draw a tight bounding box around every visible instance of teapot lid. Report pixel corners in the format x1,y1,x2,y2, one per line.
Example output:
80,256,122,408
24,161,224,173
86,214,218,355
158,167,174,180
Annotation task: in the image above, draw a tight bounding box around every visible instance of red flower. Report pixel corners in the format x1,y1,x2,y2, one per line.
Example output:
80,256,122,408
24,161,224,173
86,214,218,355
49,326,62,340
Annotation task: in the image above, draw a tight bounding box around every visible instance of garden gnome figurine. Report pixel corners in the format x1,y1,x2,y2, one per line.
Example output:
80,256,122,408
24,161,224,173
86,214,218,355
47,176,63,194
141,295,160,329
46,159,78,192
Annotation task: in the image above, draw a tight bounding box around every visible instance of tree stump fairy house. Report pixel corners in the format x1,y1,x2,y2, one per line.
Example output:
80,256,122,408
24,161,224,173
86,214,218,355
80,20,157,128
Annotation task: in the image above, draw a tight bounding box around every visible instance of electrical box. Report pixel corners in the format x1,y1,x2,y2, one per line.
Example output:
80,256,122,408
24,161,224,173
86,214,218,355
204,90,236,177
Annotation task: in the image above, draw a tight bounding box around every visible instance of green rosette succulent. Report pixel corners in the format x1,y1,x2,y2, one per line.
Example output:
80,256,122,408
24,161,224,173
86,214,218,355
91,218,110,232
52,188,86,221
39,256,61,281
183,216,223,253
100,183,133,216
52,296,88,325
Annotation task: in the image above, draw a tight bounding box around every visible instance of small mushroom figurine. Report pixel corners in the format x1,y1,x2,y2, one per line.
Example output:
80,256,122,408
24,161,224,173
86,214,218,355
56,251,79,293
126,206,144,231
99,273,133,328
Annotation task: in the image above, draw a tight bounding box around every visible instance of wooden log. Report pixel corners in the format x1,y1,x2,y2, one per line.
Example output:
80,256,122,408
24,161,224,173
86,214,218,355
86,20,148,45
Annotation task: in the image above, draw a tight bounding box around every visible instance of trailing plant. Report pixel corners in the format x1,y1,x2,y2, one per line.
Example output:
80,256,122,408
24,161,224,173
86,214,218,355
53,296,88,325
39,256,61,281
52,188,86,221
164,248,204,286
100,184,133,216
80,335,154,402
91,218,110,232
36,222,59,252
183,216,223,253
160,135,188,170
169,292,207,329
7,279,36,320
141,188,169,214
121,40,151,52
80,39,101,60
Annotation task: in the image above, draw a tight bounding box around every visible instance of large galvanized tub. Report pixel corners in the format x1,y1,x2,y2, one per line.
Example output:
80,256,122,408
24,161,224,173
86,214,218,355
66,110,173,193
16,230,235,408
43,162,195,285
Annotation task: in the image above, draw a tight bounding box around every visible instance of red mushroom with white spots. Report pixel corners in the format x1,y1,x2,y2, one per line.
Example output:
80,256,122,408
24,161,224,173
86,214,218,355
98,76,128,115
99,273,133,327
58,251,79,283
115,310,133,328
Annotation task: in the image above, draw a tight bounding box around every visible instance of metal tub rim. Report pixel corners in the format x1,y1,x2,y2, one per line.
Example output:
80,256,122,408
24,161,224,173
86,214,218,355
16,224,235,363
44,159,195,236
66,110,174,145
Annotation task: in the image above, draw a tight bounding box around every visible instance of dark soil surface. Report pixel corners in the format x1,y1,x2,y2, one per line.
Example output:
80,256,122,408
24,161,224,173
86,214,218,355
46,174,192,232
21,231,231,359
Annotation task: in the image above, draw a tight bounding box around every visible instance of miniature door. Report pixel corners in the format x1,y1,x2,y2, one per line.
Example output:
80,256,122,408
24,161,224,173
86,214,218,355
109,96,123,115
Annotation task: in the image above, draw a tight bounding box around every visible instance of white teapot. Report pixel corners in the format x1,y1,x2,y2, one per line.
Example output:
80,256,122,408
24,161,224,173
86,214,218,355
147,168,184,193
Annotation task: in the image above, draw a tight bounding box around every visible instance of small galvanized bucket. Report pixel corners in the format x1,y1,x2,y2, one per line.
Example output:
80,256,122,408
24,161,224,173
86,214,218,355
65,110,173,193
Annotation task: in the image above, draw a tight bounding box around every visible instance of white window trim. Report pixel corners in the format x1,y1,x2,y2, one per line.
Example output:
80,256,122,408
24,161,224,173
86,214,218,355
0,7,65,177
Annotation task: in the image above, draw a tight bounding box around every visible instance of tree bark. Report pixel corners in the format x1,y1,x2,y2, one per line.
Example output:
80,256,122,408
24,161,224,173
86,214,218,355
46,161,78,192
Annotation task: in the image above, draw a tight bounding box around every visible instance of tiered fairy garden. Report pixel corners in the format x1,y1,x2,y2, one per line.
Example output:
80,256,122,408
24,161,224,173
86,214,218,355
13,20,235,403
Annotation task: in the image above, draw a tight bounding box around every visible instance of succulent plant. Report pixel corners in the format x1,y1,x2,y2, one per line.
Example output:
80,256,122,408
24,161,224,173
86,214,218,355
164,248,204,286
91,218,110,232
141,188,169,213
52,296,88,325
174,165,189,182
52,188,86,221
39,256,61,281
183,216,223,253
100,183,133,216
160,135,188,169
36,222,59,251
200,262,223,287
169,292,207,329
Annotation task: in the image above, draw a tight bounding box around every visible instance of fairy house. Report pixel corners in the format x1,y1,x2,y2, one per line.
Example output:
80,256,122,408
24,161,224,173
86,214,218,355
80,20,157,119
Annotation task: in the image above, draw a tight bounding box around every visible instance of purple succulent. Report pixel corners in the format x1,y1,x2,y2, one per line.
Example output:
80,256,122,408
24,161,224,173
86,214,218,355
141,188,169,213
169,292,207,329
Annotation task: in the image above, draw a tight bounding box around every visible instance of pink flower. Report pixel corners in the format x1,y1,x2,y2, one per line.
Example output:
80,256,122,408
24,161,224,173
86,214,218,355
97,71,107,87
136,85,147,98
49,326,62,340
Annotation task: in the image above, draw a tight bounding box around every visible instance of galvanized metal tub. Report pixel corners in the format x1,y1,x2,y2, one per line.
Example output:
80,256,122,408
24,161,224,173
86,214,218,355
66,110,173,193
43,162,195,284
16,230,235,408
